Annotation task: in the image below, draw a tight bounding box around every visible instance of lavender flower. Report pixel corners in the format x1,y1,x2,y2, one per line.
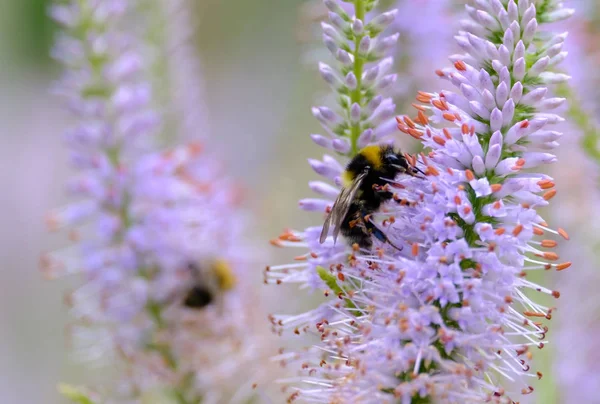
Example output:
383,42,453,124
267,0,572,402
299,0,456,113
44,0,275,402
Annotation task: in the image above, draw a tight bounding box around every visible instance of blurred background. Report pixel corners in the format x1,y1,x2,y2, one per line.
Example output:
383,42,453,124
1,0,599,403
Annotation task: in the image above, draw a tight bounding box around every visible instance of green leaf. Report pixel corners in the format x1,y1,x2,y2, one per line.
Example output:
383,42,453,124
317,265,343,295
57,384,97,404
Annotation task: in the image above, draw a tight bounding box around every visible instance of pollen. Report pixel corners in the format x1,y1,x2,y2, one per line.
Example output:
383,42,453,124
491,184,502,192
556,262,571,271
465,170,475,181
541,240,557,248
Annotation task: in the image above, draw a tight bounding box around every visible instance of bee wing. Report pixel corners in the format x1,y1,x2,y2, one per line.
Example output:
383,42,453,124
319,168,368,244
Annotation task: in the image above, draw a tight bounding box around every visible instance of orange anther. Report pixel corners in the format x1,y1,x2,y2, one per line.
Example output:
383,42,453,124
432,99,446,110
407,128,423,139
523,311,546,318
417,91,432,102
557,228,569,240
454,60,467,71
512,224,523,237
433,136,446,146
537,179,555,189
540,252,559,261
543,189,557,201
556,262,571,271
412,243,419,256
426,166,439,176
417,110,428,125
442,112,456,121
465,170,475,181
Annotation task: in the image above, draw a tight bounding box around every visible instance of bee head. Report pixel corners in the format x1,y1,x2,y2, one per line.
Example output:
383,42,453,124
382,148,408,173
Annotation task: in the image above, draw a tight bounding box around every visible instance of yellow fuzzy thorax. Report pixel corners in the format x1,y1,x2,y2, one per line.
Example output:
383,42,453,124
213,259,236,290
341,170,354,187
359,145,383,169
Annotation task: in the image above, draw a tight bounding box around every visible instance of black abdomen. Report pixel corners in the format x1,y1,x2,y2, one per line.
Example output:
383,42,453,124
184,286,213,308
340,200,374,250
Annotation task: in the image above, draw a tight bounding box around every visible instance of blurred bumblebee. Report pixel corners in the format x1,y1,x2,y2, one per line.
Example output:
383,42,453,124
183,259,236,309
319,144,421,251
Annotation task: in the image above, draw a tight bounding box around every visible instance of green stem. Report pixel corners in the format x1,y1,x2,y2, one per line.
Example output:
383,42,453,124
349,0,366,156
556,84,600,163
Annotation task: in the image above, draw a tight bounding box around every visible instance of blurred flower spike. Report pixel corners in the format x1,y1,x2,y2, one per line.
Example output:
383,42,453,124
44,0,272,402
267,0,573,402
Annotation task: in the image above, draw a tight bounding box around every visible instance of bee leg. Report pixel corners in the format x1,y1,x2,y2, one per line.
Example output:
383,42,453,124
363,215,403,251
392,194,413,206
341,209,373,251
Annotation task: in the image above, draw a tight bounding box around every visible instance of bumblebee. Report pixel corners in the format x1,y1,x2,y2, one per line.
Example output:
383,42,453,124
319,144,420,251
183,259,236,309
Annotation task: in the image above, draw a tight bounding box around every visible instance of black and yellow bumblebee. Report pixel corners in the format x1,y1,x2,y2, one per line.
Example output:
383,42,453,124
319,144,421,251
183,259,236,309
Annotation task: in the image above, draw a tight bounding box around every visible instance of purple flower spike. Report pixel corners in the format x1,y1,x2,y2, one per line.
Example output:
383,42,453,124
45,0,278,402
267,1,573,402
